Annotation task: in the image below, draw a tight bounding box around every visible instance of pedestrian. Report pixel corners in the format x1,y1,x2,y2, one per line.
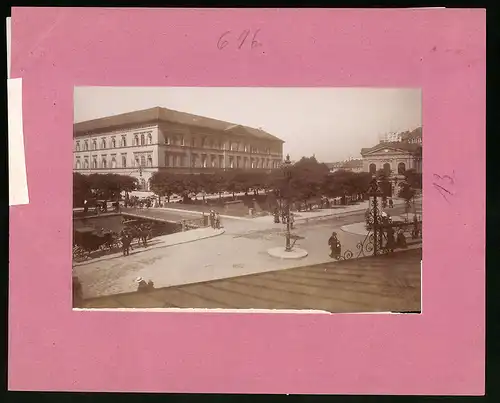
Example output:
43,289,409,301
396,229,407,249
328,231,341,259
209,209,216,229
140,224,148,247
385,226,395,252
121,231,131,256
274,207,280,223
215,212,221,229
290,212,295,229
135,277,149,292
389,199,394,208
412,214,421,239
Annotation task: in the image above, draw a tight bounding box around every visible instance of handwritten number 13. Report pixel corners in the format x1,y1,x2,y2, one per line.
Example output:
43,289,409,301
217,29,262,50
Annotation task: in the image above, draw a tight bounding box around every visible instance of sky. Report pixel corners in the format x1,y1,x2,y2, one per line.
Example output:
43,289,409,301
74,87,421,163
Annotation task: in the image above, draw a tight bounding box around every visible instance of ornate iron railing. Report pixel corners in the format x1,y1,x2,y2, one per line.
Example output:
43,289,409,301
333,177,422,261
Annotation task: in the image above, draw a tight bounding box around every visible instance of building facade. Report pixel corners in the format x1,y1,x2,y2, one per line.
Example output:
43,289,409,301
361,142,422,176
73,107,284,190
361,127,422,196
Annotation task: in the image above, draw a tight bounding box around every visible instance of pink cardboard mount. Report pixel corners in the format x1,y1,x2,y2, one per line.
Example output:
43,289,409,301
8,8,485,395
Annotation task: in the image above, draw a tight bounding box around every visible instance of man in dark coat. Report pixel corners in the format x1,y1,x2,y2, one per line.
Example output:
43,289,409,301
273,208,280,223
328,232,341,259
121,230,131,256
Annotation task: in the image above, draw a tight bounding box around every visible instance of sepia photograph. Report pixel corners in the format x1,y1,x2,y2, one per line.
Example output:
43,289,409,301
72,87,422,312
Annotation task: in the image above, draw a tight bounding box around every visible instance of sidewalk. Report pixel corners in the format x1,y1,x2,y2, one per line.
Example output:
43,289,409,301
153,206,254,221
73,227,225,267
253,198,413,224
152,197,421,225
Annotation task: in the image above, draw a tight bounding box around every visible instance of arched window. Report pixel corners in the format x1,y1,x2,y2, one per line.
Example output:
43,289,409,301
75,160,81,169
251,160,255,169
101,138,106,149
369,163,376,174
76,142,80,152
135,157,139,167
147,133,152,145
147,156,153,167
84,141,89,151
111,157,117,168
111,138,116,148
398,162,406,175
102,158,107,169
121,136,127,147
140,155,146,166
180,136,185,146
140,134,145,146
383,163,391,175
122,155,127,168
92,158,97,169
84,160,89,169
92,140,97,150
134,135,139,146
140,178,146,191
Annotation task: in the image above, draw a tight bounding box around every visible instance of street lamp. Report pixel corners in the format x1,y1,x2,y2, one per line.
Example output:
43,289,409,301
283,154,292,252
367,176,384,256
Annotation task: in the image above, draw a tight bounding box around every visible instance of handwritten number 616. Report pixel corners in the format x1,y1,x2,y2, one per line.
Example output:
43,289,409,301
217,29,262,50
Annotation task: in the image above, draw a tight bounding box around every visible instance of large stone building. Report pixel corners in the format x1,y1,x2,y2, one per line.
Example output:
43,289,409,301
73,107,284,190
361,127,422,176
360,127,422,196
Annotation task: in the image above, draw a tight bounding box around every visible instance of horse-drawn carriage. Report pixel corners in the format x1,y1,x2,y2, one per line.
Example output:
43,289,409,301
72,226,121,260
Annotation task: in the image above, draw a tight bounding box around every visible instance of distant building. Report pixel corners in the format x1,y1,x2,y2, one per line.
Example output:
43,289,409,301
361,141,422,177
361,127,422,196
399,127,422,145
326,158,364,173
379,127,422,145
73,107,285,190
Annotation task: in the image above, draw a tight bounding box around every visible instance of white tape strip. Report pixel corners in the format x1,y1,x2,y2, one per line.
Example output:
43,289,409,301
6,17,10,79
8,78,29,206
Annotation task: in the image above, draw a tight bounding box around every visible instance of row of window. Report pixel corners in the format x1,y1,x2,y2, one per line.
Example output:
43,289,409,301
368,162,407,175
75,133,153,151
75,132,280,155
164,153,281,169
75,154,153,170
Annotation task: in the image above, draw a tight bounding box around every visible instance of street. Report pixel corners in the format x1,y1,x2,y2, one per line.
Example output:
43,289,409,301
74,203,421,299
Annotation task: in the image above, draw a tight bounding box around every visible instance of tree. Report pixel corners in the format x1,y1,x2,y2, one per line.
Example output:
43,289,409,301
150,172,180,203
73,173,92,207
181,174,203,202
289,156,330,204
376,169,392,200
404,168,422,190
86,173,138,208
322,170,372,201
222,170,243,199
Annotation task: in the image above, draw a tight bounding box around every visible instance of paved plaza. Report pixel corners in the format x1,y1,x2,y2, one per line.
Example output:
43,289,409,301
74,198,422,300
81,248,422,312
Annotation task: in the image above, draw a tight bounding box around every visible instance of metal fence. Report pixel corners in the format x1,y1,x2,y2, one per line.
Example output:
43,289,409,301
334,178,422,261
